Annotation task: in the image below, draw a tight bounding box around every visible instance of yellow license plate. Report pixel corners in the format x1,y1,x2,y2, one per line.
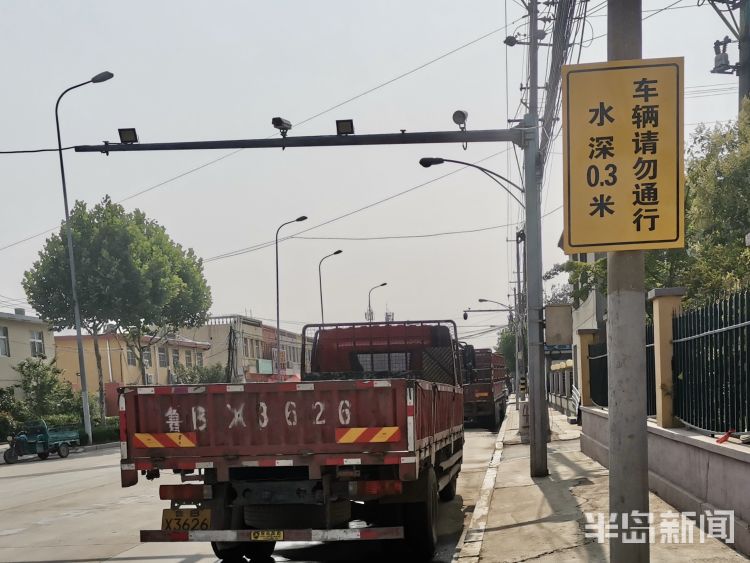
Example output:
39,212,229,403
475,392,489,398
250,530,284,541
161,508,211,531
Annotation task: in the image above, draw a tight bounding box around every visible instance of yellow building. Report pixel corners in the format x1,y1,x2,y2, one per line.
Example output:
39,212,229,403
0,308,56,389
55,332,211,390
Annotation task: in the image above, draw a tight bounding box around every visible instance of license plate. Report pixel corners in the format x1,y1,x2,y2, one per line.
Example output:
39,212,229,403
161,508,211,531
475,392,489,398
249,530,284,541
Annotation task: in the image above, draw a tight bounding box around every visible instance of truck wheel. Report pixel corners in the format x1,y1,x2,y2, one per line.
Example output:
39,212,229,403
404,467,438,561
211,540,275,562
439,474,457,502
38,451,49,460
3,448,18,464
58,443,70,458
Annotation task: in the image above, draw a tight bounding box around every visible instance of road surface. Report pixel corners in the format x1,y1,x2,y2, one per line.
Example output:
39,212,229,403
0,427,497,562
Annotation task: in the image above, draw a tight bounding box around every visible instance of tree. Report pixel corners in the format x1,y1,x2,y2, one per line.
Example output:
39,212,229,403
23,197,140,420
12,358,76,419
24,197,213,393
495,328,516,375
114,210,212,381
172,363,226,384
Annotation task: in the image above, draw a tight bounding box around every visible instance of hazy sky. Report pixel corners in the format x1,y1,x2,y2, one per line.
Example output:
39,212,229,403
0,1,738,349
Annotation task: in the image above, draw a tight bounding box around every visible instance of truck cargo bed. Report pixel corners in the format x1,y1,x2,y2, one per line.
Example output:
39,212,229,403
119,378,462,485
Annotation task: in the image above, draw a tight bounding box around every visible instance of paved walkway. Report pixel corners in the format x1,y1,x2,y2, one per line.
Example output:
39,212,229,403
460,400,747,562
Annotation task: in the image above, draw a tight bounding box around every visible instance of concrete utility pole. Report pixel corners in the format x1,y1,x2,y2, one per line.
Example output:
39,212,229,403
740,1,750,108
607,1,650,560
514,231,526,404
524,0,549,478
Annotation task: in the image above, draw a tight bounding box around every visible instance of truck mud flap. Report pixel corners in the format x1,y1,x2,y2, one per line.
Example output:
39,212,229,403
141,527,404,542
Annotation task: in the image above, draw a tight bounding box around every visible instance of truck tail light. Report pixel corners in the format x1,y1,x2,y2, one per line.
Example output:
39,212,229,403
159,484,212,501
349,480,403,498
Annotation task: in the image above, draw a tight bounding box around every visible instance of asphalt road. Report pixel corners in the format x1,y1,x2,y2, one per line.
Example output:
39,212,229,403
0,428,498,563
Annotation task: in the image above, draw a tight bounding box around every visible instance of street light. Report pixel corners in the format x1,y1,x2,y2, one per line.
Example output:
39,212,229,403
55,70,114,446
479,298,511,309
366,283,387,322
419,157,526,208
275,215,307,374
318,250,343,324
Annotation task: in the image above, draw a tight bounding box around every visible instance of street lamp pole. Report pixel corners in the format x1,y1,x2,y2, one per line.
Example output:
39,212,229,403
478,298,511,308
318,250,342,324
275,215,307,373
367,283,387,322
55,71,113,446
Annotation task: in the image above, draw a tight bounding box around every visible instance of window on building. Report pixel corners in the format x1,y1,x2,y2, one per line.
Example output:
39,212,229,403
185,350,193,368
30,331,45,357
0,327,9,357
197,351,204,367
254,340,262,359
243,338,250,358
172,349,180,368
127,348,137,366
142,347,152,368
158,347,168,368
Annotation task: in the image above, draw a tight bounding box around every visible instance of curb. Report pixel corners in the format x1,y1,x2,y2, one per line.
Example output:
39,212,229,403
75,441,119,453
453,415,509,563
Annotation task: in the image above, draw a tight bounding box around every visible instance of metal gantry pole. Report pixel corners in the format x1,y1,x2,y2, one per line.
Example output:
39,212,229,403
524,0,549,478
607,1,649,560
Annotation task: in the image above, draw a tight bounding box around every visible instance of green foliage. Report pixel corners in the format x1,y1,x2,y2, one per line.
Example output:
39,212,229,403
0,412,17,441
23,197,136,333
495,328,516,374
79,420,119,446
544,259,607,306
43,413,81,428
23,196,213,386
13,358,76,419
114,209,212,381
172,363,226,384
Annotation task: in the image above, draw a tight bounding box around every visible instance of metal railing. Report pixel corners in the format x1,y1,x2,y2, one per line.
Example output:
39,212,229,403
587,325,656,416
673,290,749,435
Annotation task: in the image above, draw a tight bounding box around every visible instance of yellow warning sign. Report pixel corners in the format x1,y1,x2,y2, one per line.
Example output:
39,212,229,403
562,57,684,253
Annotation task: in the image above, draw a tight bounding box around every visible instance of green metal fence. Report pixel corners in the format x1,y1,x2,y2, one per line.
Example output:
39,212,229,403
673,290,749,434
587,325,656,416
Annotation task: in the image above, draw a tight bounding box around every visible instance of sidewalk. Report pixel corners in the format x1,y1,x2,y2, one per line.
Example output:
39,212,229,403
458,400,747,562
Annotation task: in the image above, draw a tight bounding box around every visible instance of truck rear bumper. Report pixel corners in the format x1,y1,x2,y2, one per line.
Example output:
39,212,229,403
141,526,404,542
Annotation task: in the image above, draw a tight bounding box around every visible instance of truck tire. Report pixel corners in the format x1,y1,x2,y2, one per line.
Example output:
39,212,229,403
38,451,49,460
3,448,18,464
404,467,438,561
211,540,275,562
58,443,70,458
439,474,457,502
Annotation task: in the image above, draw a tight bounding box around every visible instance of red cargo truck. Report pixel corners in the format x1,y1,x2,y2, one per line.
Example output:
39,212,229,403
462,347,508,430
118,321,464,561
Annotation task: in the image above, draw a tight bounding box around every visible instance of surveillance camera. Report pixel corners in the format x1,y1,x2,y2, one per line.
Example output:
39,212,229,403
272,117,292,132
452,110,468,127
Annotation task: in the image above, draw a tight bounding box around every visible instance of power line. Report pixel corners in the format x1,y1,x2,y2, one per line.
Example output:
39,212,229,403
291,205,563,243
203,149,514,263
0,22,526,255
588,0,694,42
